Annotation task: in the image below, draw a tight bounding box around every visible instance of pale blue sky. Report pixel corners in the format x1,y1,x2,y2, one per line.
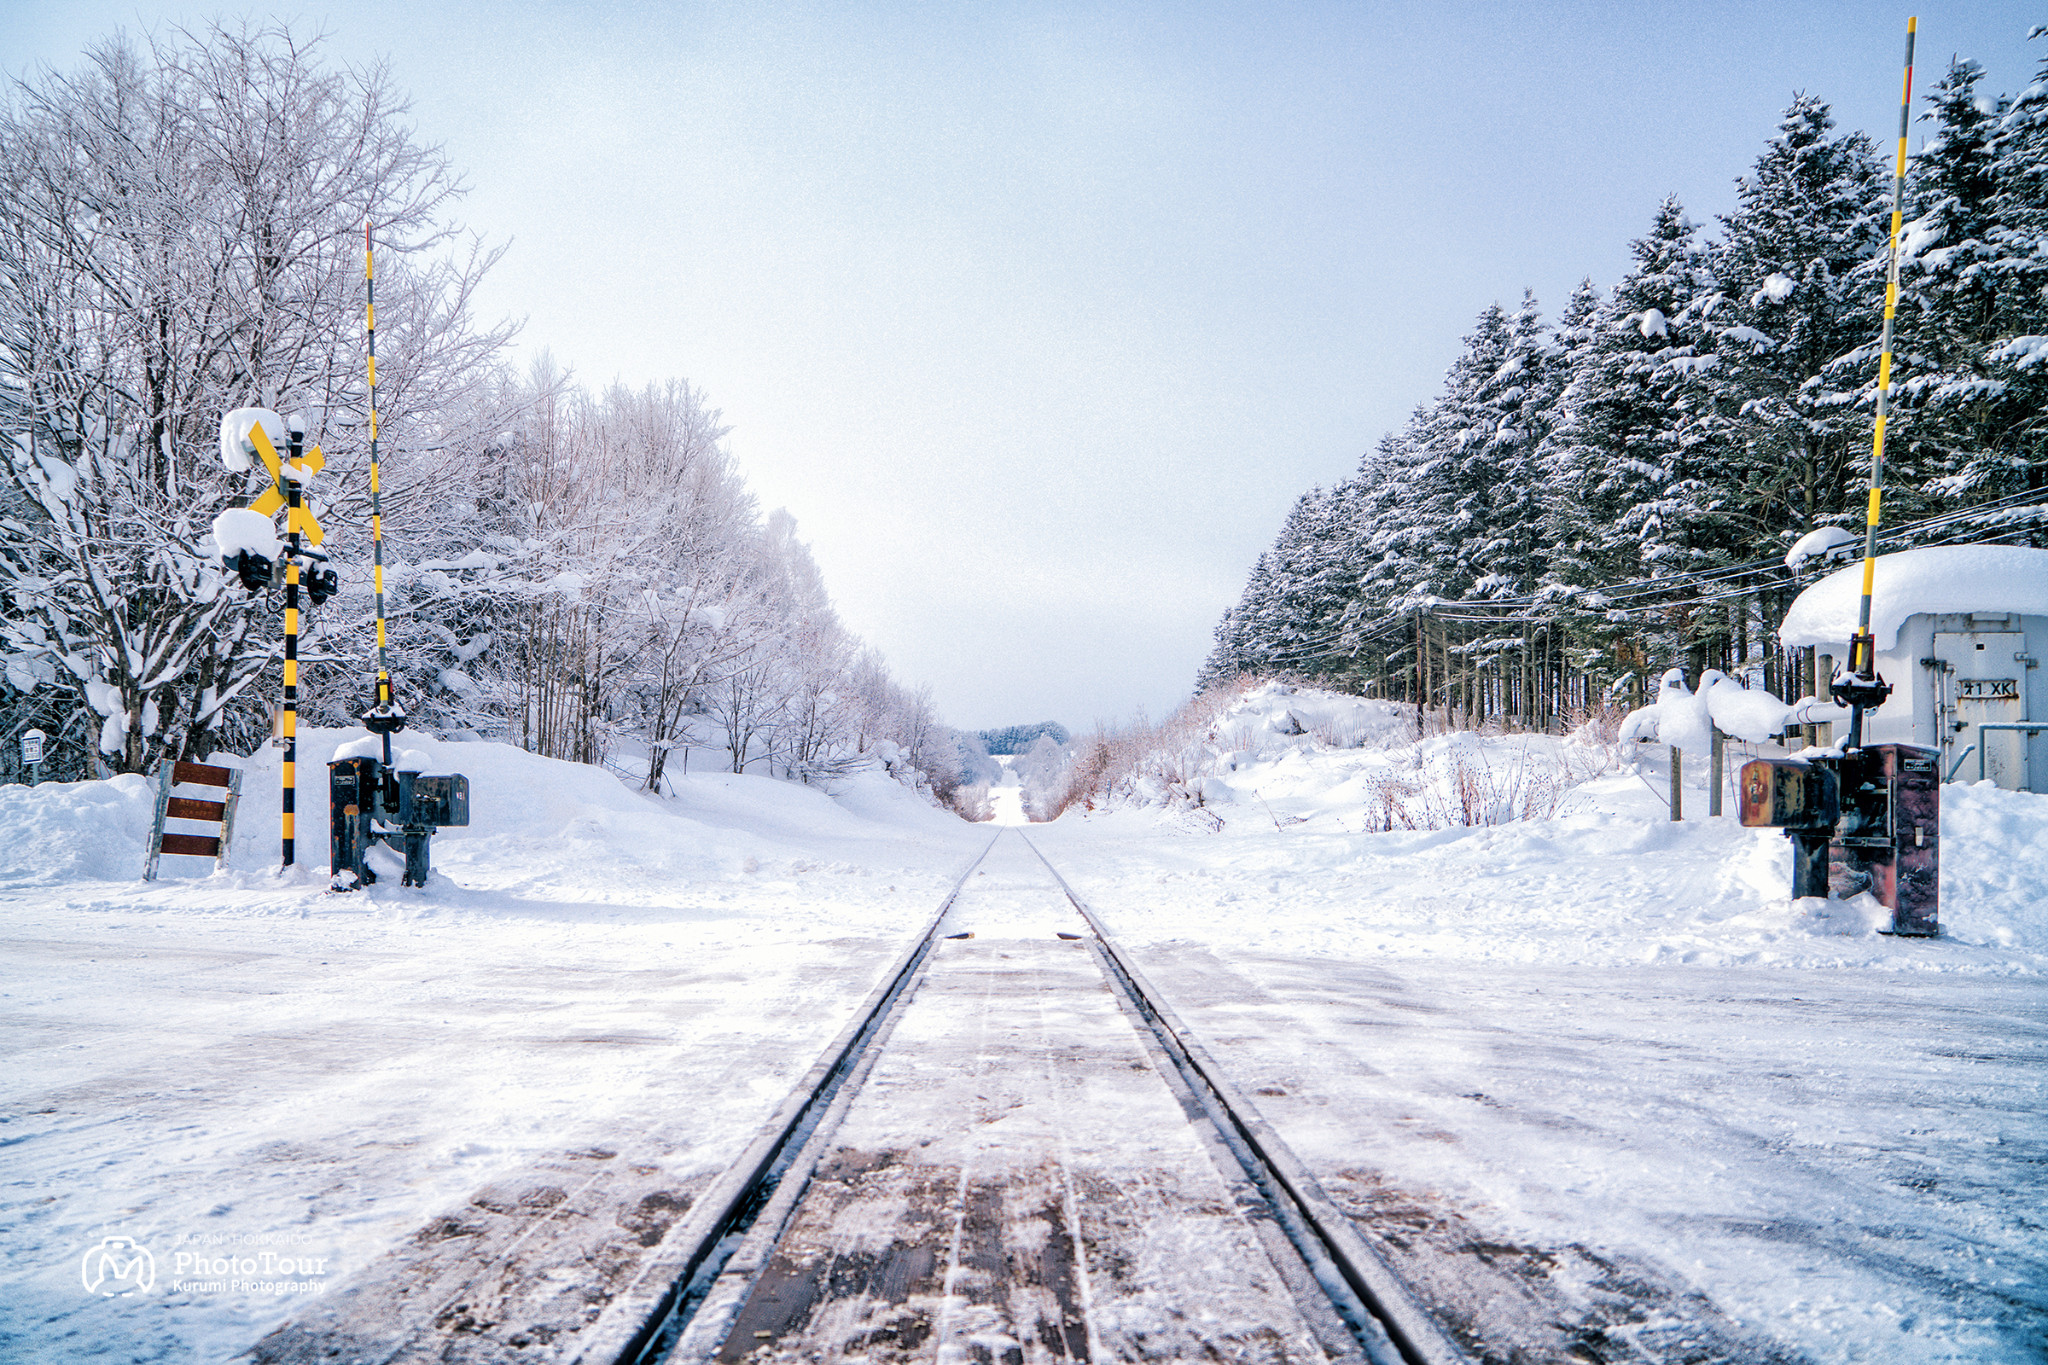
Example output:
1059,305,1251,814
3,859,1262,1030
6,2,2041,731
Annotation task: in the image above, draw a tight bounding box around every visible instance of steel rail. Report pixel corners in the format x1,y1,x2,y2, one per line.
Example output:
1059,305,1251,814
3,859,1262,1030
587,826,1464,1365
570,832,1001,1365
1017,832,1469,1365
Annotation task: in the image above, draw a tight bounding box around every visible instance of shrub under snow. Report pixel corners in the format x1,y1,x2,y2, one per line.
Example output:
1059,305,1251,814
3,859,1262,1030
1054,679,1615,832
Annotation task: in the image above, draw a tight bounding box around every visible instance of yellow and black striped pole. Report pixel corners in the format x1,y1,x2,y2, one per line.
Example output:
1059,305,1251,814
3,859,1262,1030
366,221,395,757
1844,16,1916,750
282,420,304,865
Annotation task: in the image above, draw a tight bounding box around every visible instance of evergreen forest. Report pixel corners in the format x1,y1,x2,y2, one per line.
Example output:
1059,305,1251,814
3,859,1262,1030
1202,42,2048,725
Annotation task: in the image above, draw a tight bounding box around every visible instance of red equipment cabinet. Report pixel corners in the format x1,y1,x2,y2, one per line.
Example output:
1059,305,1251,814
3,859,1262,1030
1738,743,1939,936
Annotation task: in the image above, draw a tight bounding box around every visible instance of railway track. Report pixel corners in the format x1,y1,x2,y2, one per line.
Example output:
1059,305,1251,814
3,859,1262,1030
567,829,1465,1365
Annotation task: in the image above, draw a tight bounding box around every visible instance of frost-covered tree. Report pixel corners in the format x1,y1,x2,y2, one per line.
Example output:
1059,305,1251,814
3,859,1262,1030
0,24,509,775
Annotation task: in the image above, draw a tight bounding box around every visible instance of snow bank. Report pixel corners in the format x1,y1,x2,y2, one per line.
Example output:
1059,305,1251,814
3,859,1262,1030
0,731,974,904
1935,779,2048,951
1083,682,1610,831
0,775,158,885
1780,544,2048,648
0,743,982,1365
1045,683,2048,975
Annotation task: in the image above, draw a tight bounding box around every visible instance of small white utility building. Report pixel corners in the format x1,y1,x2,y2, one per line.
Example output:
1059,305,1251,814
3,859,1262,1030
1780,545,2048,793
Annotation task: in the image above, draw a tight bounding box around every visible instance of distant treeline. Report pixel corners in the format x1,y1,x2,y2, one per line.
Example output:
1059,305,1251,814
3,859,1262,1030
979,722,1072,755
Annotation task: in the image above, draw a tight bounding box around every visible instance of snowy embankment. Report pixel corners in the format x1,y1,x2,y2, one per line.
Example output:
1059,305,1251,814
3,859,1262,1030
1030,681,2048,1364
0,735,982,1362
1051,681,2048,972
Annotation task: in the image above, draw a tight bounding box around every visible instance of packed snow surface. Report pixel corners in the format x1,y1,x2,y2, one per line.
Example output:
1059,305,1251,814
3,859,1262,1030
3,689,2044,1363
1779,544,2048,648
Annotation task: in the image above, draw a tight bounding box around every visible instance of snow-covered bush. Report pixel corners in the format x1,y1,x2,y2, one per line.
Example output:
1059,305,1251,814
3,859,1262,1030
1055,680,1615,832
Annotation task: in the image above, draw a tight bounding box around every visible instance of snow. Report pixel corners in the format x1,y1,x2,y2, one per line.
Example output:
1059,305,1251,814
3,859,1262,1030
1779,544,2048,649
31,454,76,504
1616,670,1833,749
988,756,1029,826
4,686,2045,1362
218,407,284,474
1028,686,2048,1361
0,737,982,1361
83,680,121,717
1754,272,1796,304
1988,333,2048,370
329,734,382,762
1613,671,1810,753
1620,667,1726,750
210,508,280,562
1784,523,1860,571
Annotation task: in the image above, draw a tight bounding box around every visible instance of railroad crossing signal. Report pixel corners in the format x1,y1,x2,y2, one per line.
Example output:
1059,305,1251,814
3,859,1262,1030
218,408,330,869
242,422,326,546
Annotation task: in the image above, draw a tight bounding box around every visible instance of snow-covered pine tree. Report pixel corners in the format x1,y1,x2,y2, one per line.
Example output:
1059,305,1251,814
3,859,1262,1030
1391,297,1558,606
1891,57,2008,508
1194,483,1353,684
1967,31,2048,512
1553,203,1724,580
1538,202,1735,675
1197,551,1277,688
1703,95,1891,548
1334,420,1434,677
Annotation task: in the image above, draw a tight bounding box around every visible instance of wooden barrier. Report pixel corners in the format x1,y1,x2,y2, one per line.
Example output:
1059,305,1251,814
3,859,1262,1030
144,760,244,879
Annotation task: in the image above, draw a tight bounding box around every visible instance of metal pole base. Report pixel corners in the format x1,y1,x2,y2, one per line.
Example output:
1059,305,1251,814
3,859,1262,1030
1789,832,1830,899
401,827,432,888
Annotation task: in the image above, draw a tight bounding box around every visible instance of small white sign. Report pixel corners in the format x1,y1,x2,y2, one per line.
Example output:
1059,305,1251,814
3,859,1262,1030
21,727,45,765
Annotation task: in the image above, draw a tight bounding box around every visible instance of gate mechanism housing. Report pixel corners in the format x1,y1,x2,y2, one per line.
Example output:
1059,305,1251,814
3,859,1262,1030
1738,744,1938,936
329,751,469,890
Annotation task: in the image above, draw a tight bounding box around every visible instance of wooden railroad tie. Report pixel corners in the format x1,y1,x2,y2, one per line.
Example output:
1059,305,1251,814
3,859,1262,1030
144,760,245,879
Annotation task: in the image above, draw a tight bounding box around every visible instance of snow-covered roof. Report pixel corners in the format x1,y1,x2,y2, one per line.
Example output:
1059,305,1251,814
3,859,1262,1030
1779,545,2048,649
